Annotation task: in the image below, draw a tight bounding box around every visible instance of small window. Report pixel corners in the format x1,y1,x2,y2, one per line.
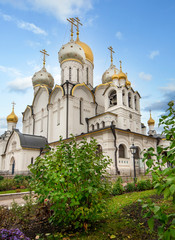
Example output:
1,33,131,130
119,144,125,158
135,147,140,159
96,144,102,155
134,96,137,110
77,68,79,82
69,67,71,81
128,92,132,108
102,121,105,128
96,123,99,129
91,124,94,131
86,67,89,84
80,98,83,124
31,157,34,165
109,90,117,107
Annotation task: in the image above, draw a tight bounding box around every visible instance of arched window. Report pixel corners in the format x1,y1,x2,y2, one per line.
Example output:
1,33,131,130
96,144,102,155
57,99,60,125
122,90,126,106
134,96,137,110
69,67,71,81
128,92,132,108
86,67,89,84
111,121,115,126
96,123,99,129
77,68,79,82
119,144,125,158
135,147,140,159
41,108,44,132
31,157,34,165
10,157,15,175
80,98,83,124
91,124,94,131
109,90,117,107
102,121,105,128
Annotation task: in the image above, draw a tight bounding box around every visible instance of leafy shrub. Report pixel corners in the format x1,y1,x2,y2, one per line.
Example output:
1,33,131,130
0,228,30,240
125,182,137,192
0,179,15,191
136,179,153,191
29,137,112,230
0,175,4,181
112,177,124,195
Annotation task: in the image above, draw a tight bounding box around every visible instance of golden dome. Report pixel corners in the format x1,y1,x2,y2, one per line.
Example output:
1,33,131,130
126,80,131,86
7,105,18,123
147,112,155,125
112,68,119,80
76,40,94,64
118,60,127,80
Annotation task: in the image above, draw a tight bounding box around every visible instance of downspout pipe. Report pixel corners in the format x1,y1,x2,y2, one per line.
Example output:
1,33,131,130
85,118,89,133
110,124,120,175
66,80,69,139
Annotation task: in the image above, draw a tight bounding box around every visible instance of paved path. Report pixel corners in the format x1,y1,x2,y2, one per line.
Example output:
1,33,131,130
0,192,32,207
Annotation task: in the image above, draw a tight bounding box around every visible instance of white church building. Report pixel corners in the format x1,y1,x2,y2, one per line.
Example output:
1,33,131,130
0,18,165,177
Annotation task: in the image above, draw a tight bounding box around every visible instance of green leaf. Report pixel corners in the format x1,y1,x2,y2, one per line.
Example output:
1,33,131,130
148,217,154,232
164,188,170,199
170,184,175,194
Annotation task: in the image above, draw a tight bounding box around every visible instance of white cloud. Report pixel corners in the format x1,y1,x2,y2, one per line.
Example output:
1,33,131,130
17,20,47,35
1,0,94,21
26,40,41,48
116,31,122,40
8,76,32,92
160,81,175,92
149,50,160,59
0,11,47,35
0,65,21,76
139,72,152,81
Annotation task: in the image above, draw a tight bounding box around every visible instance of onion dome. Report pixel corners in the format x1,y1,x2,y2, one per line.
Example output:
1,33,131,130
58,41,86,65
112,68,119,80
76,39,94,64
102,65,119,83
32,66,54,89
126,73,131,86
7,104,18,123
118,61,127,80
147,112,155,125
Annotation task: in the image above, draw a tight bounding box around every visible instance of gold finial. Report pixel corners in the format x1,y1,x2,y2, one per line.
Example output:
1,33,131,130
119,60,122,71
40,49,49,68
114,68,116,74
148,110,155,125
108,46,115,66
74,17,83,41
12,101,16,110
67,18,77,41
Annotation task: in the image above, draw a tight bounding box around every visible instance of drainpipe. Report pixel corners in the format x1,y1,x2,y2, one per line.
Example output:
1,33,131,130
47,104,49,140
66,80,69,139
110,124,119,175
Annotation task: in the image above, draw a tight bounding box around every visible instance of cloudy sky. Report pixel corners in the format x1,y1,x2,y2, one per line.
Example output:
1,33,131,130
0,0,175,134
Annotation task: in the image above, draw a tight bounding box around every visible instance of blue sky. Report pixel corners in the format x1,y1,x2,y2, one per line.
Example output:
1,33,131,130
0,0,175,134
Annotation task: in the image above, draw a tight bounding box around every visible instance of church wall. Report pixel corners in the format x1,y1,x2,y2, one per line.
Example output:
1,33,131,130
61,61,83,84
33,88,49,138
23,108,33,135
83,60,93,86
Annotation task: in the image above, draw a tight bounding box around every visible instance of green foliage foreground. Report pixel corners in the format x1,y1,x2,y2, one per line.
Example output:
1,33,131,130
142,101,175,240
29,137,112,230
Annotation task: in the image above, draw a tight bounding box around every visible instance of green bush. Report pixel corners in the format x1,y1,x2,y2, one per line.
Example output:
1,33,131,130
0,176,4,181
29,137,112,230
136,179,153,191
0,179,15,191
112,177,124,195
125,182,137,192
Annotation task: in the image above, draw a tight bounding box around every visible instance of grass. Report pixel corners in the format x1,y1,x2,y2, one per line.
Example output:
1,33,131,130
0,189,29,194
0,189,174,240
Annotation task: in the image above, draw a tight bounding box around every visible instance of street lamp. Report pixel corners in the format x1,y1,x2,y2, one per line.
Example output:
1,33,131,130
130,143,137,183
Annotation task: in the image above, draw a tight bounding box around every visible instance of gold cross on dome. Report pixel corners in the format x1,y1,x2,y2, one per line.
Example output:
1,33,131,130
119,60,122,71
12,101,16,110
74,17,83,40
67,18,77,41
108,46,115,65
40,49,49,68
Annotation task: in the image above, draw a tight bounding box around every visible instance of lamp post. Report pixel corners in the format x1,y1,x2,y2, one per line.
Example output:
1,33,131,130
130,143,137,183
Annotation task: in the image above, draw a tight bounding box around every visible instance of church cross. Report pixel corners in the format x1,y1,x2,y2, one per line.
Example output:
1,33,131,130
74,17,83,40
12,101,16,110
108,46,115,65
40,49,49,68
119,60,122,71
67,18,77,41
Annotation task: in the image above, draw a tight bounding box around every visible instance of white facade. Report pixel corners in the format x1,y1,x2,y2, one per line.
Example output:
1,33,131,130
0,24,162,177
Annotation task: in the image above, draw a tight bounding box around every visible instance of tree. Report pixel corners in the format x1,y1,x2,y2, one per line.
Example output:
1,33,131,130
29,137,112,230
142,101,175,239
